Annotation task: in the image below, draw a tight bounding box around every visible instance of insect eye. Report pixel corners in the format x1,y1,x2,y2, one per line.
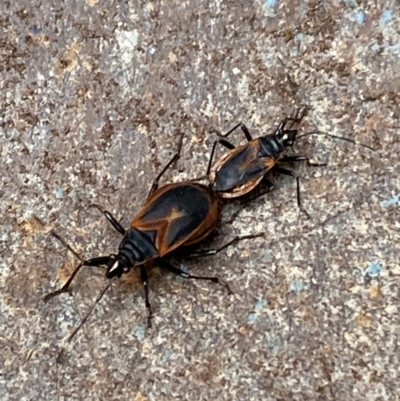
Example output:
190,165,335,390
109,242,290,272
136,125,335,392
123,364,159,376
123,267,129,272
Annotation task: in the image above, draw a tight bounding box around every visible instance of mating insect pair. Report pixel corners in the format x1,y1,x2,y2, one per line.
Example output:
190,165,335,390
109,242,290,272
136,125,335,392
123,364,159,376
45,111,373,341
44,150,263,342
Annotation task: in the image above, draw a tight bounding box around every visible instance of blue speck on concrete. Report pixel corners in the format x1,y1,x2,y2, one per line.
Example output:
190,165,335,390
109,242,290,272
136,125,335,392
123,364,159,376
295,33,304,42
255,299,267,311
290,34,304,57
265,0,277,9
262,54,275,68
356,10,366,24
381,195,399,207
365,262,383,277
32,25,41,34
131,325,145,341
290,280,306,291
261,250,274,263
55,187,64,199
247,299,267,323
247,313,257,323
290,47,298,57
380,10,392,27
162,350,174,362
387,44,400,58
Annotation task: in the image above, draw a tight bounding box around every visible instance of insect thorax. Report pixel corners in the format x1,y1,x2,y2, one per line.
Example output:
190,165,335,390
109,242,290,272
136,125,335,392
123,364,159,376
118,227,158,266
258,135,286,158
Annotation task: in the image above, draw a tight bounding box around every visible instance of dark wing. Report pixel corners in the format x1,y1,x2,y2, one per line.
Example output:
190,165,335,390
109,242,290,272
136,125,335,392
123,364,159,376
132,183,216,255
214,142,275,192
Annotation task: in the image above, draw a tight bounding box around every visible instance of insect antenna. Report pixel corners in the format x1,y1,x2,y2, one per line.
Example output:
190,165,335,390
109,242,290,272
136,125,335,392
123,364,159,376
66,282,113,343
51,231,83,261
297,130,376,152
277,56,299,95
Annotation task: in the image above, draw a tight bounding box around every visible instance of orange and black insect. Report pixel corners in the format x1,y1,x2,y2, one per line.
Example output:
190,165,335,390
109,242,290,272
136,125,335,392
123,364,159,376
207,110,374,213
45,152,259,340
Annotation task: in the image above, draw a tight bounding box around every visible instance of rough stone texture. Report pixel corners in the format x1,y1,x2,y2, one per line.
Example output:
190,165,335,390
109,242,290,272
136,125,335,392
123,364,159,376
1,1,399,400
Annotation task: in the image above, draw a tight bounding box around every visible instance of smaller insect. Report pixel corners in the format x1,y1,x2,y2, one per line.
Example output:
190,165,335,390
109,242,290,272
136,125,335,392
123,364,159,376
45,152,261,342
207,110,374,213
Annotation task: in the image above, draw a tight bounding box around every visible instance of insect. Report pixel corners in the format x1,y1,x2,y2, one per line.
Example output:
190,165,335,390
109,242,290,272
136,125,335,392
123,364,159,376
207,110,375,213
45,152,261,341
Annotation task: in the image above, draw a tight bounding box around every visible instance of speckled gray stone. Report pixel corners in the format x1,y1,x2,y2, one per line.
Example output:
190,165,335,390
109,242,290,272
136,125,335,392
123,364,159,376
1,1,399,400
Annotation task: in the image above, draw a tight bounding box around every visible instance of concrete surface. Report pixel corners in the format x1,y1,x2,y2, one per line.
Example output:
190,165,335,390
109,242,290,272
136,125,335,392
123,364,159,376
1,0,399,400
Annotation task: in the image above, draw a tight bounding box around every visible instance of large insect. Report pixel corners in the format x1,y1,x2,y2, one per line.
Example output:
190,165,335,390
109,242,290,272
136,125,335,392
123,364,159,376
45,153,260,340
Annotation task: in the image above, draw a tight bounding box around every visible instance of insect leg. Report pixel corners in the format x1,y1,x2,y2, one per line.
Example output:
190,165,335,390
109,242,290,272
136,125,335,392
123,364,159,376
148,152,180,197
279,155,327,167
277,56,300,95
273,166,310,217
140,265,153,328
90,204,126,235
235,123,253,142
240,177,275,205
216,122,253,141
207,123,253,175
51,232,83,261
157,259,232,294
206,138,235,175
206,123,253,176
44,256,110,302
276,107,307,132
182,233,264,258
276,118,297,131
